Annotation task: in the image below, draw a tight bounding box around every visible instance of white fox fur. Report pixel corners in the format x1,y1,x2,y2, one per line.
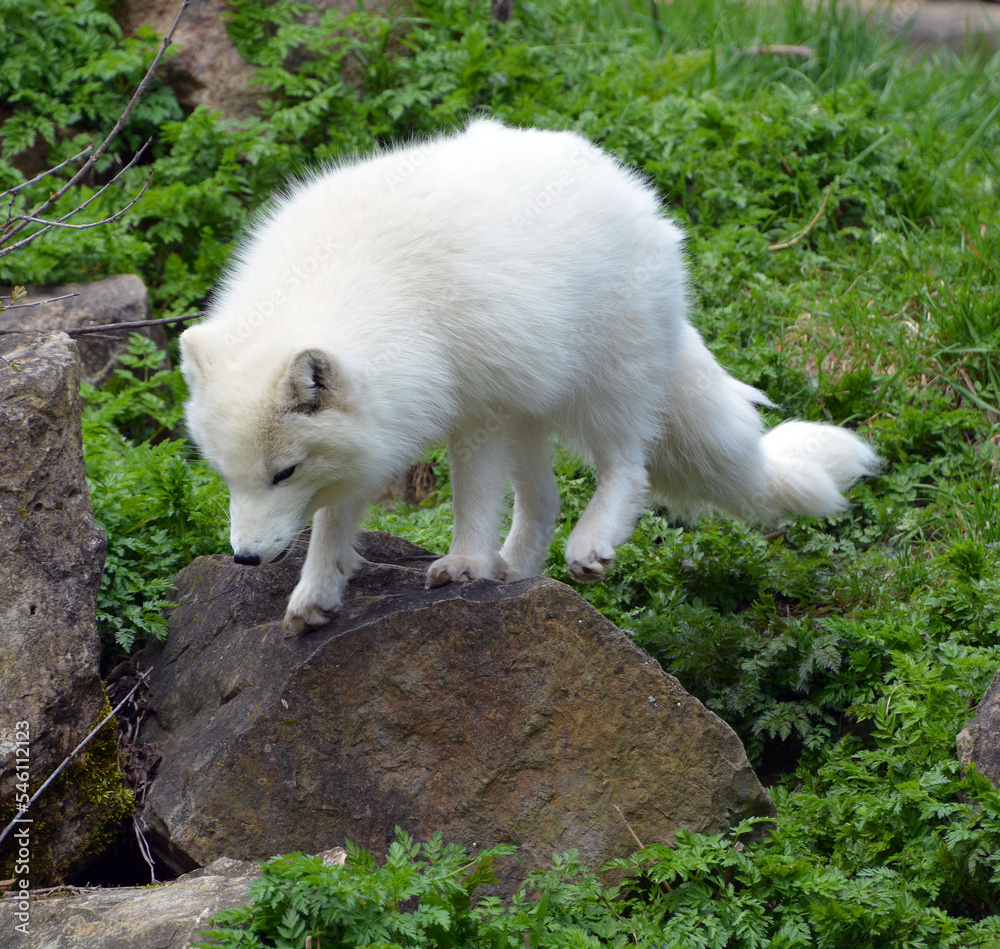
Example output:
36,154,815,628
180,120,880,632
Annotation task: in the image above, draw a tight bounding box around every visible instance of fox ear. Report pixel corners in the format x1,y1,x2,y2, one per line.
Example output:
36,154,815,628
282,348,347,413
179,324,210,391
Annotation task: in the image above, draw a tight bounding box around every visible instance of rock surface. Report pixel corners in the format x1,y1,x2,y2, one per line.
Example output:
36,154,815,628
115,0,394,120
0,333,128,884
0,275,166,387
0,856,261,949
114,0,261,119
138,532,775,891
860,0,1000,53
958,666,1000,787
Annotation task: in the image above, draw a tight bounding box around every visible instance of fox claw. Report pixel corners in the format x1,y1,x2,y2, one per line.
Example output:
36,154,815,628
282,605,331,635
566,542,615,583
284,577,344,632
426,553,508,589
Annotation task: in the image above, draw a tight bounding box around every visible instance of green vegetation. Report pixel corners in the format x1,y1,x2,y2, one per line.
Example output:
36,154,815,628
80,336,228,648
195,818,1000,948
3,0,999,942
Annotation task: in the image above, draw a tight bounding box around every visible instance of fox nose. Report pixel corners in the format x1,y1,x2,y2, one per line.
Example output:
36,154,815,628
233,552,262,566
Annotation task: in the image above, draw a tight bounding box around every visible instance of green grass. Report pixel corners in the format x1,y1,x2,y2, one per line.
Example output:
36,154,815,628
3,0,1000,941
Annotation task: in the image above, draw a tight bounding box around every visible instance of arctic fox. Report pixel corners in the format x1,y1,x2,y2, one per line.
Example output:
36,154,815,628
180,120,880,632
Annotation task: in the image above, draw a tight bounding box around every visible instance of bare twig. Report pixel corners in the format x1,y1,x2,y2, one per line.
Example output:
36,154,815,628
613,803,646,851
0,677,145,849
11,884,101,899
768,182,835,251
0,293,80,311
134,816,159,884
0,145,95,201
1,0,190,251
957,221,985,262
1,144,153,259
14,167,154,232
68,312,203,334
839,272,866,298
0,312,202,335
885,684,901,717
744,44,814,58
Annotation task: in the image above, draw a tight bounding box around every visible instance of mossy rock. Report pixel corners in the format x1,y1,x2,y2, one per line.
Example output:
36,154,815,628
0,694,133,885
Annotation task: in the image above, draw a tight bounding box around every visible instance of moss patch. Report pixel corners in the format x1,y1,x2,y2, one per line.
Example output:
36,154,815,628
0,693,133,885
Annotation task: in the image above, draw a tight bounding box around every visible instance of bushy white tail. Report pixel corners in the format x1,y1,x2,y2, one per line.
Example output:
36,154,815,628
647,323,880,523
756,420,881,519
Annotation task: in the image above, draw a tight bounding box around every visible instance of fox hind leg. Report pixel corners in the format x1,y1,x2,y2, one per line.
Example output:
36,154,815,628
427,423,509,588
499,419,560,580
564,441,649,582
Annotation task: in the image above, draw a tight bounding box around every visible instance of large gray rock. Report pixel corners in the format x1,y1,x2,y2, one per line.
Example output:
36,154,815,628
0,275,166,387
958,666,1000,787
0,333,130,885
115,0,260,120
138,532,775,891
0,856,261,949
115,0,395,121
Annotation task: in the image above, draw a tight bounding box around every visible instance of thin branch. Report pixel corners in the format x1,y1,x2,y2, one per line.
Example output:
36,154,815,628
34,1,187,213
32,141,151,228
0,292,80,311
134,816,159,884
0,143,153,259
0,677,145,849
613,803,646,851
0,312,203,335
768,182,835,251
744,44,814,58
0,145,95,201
1,0,190,249
7,883,101,899
13,166,154,232
957,221,985,262
69,312,203,334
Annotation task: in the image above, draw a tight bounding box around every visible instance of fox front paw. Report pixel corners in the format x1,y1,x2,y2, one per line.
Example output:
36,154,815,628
283,579,345,633
426,553,508,589
565,541,615,583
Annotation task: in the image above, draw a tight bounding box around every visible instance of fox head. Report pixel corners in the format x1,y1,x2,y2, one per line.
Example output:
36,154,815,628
180,324,370,565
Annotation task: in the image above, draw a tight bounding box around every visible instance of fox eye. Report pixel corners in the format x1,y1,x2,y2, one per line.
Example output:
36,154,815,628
272,465,296,486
